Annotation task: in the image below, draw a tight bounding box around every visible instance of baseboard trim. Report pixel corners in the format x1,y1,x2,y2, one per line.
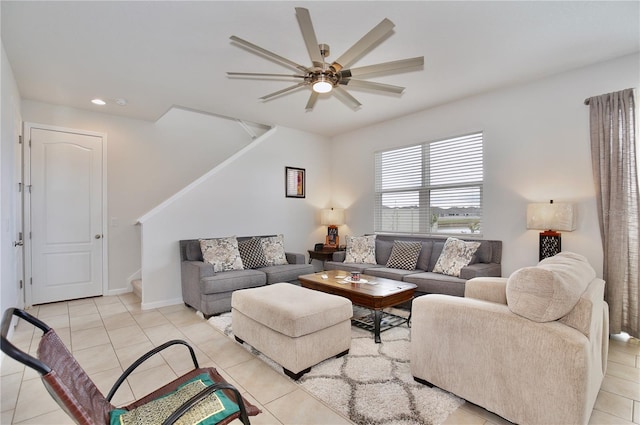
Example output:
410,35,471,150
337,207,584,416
141,297,184,311
106,288,133,296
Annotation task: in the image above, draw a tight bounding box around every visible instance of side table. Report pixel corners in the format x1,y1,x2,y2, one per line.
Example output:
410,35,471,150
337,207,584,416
307,250,337,264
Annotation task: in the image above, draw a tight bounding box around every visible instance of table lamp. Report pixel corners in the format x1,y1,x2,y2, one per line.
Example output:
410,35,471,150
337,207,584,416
527,200,576,260
320,208,345,249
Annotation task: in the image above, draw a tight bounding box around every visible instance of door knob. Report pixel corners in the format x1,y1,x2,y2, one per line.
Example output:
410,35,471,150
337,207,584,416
14,240,23,247
95,234,102,239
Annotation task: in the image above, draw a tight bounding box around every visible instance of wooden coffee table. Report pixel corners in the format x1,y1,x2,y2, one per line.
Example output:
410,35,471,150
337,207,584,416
298,270,417,343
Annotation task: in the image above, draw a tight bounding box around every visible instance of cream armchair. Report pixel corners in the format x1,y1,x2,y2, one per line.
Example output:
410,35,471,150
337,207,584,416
410,252,609,425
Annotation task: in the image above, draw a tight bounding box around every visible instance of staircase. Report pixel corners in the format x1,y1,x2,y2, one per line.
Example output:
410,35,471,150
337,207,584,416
131,279,142,299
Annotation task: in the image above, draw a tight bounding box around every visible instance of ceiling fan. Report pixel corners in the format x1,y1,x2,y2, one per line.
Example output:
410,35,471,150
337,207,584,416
227,7,424,111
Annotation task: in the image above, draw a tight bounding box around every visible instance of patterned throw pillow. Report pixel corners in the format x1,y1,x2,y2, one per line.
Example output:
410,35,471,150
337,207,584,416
238,238,269,269
260,234,288,265
344,235,377,264
386,241,422,270
433,237,481,277
199,237,244,273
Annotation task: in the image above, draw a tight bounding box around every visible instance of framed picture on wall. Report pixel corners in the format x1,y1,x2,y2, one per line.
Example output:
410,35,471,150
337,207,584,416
285,166,305,198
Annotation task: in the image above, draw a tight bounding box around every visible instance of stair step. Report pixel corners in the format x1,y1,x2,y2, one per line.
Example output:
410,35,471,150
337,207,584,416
131,279,142,298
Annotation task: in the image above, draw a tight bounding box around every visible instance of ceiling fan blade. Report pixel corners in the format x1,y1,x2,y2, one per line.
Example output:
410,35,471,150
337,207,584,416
340,79,405,94
230,35,310,73
259,82,308,100
295,8,323,67
340,56,424,78
227,72,305,79
333,86,362,110
305,92,319,111
331,18,395,71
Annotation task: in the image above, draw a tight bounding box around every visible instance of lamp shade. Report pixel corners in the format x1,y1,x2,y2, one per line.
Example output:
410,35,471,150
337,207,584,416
527,202,576,231
320,208,345,226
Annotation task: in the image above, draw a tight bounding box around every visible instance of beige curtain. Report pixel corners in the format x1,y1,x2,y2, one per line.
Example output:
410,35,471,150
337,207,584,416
587,88,639,338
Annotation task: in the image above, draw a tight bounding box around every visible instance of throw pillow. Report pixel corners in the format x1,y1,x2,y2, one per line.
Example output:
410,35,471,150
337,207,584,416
432,237,481,277
260,234,288,265
109,373,239,425
238,238,269,269
386,241,422,270
200,237,244,273
506,252,595,322
344,235,377,264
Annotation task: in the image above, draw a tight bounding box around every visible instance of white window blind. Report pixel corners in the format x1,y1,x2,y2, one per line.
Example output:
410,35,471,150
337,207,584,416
375,132,483,235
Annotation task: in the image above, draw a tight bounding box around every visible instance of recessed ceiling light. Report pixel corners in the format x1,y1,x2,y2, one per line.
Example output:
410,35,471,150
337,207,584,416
115,98,128,106
91,98,106,106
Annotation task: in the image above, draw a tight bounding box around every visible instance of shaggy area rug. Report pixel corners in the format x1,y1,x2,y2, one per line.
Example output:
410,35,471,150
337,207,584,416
208,309,463,425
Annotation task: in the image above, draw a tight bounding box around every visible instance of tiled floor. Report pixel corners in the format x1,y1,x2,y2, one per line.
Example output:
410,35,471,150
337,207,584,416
0,293,638,425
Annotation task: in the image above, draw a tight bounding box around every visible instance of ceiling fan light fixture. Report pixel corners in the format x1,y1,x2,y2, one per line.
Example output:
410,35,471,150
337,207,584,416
312,77,333,93
228,7,423,110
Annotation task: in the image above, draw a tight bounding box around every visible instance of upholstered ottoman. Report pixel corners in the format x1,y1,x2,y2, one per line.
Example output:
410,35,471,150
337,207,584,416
231,282,352,379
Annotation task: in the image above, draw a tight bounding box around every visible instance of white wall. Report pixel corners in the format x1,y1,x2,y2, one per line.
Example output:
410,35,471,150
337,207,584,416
330,53,640,277
1,40,23,314
11,51,638,307
138,126,332,308
20,102,261,294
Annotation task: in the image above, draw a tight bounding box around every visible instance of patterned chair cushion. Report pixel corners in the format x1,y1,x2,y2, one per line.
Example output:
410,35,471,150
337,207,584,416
110,373,239,425
344,235,377,264
200,237,244,273
386,241,422,270
433,237,481,277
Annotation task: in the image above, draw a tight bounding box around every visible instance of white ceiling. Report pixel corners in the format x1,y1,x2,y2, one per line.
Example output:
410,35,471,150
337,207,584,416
2,1,639,137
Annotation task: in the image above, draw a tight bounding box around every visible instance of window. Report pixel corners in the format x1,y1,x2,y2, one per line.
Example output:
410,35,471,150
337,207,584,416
374,132,483,235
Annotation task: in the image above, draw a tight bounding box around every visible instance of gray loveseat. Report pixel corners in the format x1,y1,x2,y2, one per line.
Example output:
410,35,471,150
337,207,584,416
180,236,313,317
325,234,502,297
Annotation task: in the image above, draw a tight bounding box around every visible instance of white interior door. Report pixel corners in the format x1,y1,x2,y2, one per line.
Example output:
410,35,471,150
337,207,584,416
27,126,105,304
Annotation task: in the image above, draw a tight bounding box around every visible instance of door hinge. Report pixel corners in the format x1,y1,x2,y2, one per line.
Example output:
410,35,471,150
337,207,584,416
30,277,32,286
18,182,22,192
19,280,23,289
29,139,31,147
18,135,22,145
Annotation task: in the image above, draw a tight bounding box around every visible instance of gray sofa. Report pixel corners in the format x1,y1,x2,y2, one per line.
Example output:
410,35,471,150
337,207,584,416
180,236,314,317
325,234,502,297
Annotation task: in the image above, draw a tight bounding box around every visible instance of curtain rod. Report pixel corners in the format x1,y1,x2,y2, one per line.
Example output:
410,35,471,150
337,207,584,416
584,88,635,105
